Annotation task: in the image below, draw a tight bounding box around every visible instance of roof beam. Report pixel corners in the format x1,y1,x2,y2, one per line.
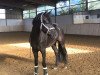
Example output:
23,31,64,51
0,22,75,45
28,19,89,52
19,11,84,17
25,0,55,6
0,0,36,9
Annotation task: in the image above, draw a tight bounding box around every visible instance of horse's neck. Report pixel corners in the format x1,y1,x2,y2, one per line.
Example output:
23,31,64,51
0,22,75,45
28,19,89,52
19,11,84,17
31,20,41,37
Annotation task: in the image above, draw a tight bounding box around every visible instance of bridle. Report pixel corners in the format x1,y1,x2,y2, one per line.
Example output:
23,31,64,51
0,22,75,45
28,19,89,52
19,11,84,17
40,13,55,34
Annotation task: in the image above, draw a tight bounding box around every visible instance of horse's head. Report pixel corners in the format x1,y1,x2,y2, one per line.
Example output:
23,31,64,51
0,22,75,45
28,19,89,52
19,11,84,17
41,11,52,24
32,11,52,34
32,11,52,26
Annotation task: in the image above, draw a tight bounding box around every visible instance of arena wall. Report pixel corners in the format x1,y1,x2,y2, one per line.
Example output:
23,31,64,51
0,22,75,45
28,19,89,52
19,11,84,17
23,14,100,36
0,19,24,32
0,9,24,32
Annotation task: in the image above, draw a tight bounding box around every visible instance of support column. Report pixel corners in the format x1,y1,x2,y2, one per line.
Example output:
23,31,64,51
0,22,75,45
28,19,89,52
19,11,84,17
54,2,57,23
86,0,88,11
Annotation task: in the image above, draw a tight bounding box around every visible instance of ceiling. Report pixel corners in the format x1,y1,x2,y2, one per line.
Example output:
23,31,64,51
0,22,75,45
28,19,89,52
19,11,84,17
0,0,66,10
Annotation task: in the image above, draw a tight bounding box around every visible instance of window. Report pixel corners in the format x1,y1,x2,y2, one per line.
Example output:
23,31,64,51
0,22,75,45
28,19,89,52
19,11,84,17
37,11,45,15
23,9,36,19
70,0,86,5
56,0,86,15
30,13,36,18
70,4,86,13
56,1,69,8
88,0,98,2
37,6,46,12
57,7,69,15
23,14,29,19
50,9,55,16
30,9,36,18
23,10,29,19
88,1,100,10
56,1,69,15
23,0,97,18
46,6,55,10
97,14,100,18
37,6,46,14
0,9,6,19
37,5,55,16
46,6,55,16
85,16,89,19
37,6,46,15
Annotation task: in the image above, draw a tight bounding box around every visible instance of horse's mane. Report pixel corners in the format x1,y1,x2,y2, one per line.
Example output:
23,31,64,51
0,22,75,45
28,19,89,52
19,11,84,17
31,13,43,38
32,13,43,26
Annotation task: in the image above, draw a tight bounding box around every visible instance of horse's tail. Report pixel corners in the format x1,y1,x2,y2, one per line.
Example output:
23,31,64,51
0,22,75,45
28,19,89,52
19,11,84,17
58,41,67,63
29,32,32,47
29,34,31,43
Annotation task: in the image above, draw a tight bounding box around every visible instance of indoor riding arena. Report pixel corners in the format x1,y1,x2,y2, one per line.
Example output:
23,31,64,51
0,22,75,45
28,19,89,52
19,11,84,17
0,0,100,75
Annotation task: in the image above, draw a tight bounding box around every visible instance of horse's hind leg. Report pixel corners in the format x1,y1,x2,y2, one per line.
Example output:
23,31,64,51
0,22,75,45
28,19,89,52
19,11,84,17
40,49,48,75
52,43,59,69
32,48,39,75
58,42,68,67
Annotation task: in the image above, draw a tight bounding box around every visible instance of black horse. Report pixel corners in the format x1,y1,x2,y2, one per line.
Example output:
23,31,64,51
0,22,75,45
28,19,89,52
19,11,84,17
29,12,68,75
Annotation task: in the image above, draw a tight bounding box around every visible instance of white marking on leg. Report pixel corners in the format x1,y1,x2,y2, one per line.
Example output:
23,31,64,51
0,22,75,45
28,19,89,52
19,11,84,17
43,67,48,75
43,67,47,70
34,72,38,75
46,73,48,75
34,66,38,68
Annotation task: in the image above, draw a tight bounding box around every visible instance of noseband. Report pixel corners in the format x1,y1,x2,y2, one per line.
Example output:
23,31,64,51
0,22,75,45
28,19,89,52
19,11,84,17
40,13,55,34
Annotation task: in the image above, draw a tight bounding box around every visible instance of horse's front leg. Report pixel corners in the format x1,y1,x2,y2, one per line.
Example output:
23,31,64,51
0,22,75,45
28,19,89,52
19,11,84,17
41,49,48,75
32,48,39,75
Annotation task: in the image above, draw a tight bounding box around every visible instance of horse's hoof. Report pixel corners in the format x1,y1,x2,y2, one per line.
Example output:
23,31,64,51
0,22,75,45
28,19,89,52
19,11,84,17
34,72,38,75
46,73,48,75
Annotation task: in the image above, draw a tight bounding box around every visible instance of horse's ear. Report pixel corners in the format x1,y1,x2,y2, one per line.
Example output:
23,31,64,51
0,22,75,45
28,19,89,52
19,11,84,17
47,11,51,15
43,11,48,15
43,10,51,16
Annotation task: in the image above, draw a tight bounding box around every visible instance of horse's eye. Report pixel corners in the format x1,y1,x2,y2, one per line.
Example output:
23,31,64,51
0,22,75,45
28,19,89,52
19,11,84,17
44,18,47,20
44,18,48,22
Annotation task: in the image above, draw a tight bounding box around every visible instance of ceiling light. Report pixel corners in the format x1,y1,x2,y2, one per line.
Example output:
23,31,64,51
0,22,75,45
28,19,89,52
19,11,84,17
9,9,13,10
23,4,27,7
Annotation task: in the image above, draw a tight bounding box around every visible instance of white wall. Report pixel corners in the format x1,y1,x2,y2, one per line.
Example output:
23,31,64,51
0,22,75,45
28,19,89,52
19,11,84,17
23,15,100,36
23,19,33,32
56,15,100,36
0,19,24,32
74,14,100,24
66,24,100,36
